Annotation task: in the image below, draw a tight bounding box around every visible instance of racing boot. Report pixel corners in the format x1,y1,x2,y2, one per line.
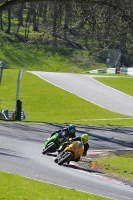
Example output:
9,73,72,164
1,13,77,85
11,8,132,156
42,149,45,154
67,160,70,164
54,157,58,163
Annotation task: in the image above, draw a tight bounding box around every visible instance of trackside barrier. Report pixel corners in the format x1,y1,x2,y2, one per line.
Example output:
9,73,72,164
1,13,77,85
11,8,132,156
0,110,26,120
89,67,133,75
89,68,115,74
120,67,133,75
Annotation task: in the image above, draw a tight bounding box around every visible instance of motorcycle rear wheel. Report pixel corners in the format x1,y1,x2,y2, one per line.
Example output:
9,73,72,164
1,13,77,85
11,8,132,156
58,153,73,166
42,143,56,154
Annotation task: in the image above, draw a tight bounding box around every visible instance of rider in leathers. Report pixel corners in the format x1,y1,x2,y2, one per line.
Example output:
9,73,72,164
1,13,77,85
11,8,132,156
50,124,76,140
57,133,89,162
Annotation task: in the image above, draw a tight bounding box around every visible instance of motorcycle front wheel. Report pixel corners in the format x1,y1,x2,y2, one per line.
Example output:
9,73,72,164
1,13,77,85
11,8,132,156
58,152,73,166
42,143,56,154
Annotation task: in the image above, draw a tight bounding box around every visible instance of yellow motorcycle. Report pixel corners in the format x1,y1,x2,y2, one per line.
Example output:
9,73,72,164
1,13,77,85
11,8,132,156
54,141,84,165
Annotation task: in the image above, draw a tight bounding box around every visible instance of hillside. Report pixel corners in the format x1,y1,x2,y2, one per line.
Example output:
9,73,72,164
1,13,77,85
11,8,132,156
0,31,106,72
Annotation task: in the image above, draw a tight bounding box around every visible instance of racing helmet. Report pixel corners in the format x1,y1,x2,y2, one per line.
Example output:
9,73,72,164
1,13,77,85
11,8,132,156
81,134,89,144
68,124,75,134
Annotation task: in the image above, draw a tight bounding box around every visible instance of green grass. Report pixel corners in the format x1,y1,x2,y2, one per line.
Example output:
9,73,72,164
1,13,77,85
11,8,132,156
95,76,133,97
0,42,104,72
96,153,133,181
1,69,133,126
0,171,110,200
0,43,81,72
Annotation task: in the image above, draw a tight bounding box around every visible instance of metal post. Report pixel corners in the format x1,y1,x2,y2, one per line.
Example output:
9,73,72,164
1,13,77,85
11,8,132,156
15,67,24,108
114,50,121,73
0,61,8,85
0,61,3,84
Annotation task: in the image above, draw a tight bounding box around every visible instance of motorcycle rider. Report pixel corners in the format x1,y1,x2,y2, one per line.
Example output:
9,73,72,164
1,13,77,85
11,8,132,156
42,124,76,155
50,124,76,140
56,133,89,163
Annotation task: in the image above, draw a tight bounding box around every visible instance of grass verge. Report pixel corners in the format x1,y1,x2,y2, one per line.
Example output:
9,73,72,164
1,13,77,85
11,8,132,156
0,171,110,200
96,153,133,182
95,76,133,97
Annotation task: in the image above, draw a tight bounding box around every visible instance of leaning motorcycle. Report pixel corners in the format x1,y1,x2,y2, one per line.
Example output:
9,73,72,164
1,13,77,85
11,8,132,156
42,131,69,155
54,141,84,165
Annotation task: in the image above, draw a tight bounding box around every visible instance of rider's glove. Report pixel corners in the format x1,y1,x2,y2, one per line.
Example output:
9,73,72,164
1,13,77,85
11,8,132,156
69,138,73,142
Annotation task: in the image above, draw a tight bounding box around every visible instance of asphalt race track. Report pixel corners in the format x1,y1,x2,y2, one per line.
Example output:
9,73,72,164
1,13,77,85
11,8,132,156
29,71,133,116
1,72,133,200
1,122,133,200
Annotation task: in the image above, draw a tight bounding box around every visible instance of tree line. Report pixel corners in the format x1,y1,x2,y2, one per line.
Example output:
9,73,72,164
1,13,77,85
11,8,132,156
0,0,133,66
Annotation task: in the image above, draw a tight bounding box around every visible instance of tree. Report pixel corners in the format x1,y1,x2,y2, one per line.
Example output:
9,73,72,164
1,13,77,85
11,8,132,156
5,7,11,33
0,0,133,62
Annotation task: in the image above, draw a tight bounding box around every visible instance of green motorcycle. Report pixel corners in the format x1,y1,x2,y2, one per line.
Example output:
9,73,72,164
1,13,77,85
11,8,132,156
42,131,69,155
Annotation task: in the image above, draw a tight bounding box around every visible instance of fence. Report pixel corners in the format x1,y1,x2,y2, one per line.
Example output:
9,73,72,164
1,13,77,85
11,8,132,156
0,110,26,120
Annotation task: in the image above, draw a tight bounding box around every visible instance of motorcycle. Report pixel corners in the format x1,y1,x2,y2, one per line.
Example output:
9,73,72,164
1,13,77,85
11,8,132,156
54,141,84,165
42,131,69,155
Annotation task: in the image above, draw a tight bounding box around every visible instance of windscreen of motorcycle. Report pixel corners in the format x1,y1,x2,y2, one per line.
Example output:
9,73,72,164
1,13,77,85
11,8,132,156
77,141,84,149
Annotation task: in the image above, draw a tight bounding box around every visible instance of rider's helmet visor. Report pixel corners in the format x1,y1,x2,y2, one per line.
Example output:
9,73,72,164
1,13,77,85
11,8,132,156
82,138,88,144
